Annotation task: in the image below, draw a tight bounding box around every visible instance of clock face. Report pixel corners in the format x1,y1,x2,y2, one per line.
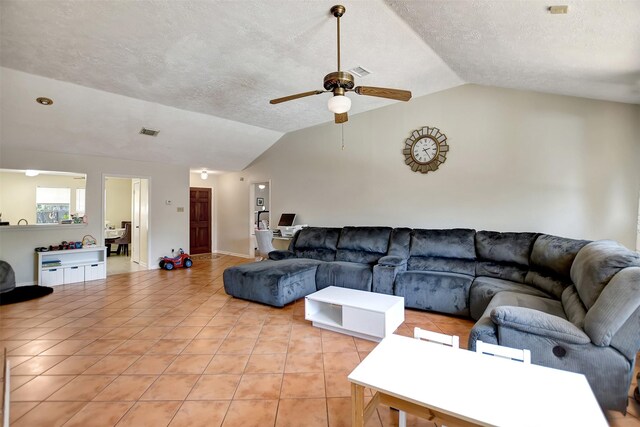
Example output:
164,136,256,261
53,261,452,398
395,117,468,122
402,126,449,174
411,136,439,164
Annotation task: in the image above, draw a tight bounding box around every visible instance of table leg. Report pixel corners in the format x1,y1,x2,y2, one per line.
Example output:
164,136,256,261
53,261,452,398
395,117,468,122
352,383,365,427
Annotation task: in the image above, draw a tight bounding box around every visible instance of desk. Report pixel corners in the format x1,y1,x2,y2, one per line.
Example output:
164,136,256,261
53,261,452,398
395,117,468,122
272,235,292,250
348,334,607,427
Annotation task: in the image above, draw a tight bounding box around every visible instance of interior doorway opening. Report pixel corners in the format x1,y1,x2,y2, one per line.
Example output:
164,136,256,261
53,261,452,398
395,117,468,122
103,175,149,276
249,181,271,258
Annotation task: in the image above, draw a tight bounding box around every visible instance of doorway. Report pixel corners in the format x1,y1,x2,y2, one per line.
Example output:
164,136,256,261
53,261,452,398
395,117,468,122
103,175,149,275
249,181,270,258
190,187,212,254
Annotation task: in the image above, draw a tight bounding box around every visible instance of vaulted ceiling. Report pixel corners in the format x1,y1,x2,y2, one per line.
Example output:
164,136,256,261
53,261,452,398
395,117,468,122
1,0,638,172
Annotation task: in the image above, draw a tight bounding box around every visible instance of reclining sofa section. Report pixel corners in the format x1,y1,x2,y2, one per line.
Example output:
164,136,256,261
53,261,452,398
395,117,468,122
223,226,640,412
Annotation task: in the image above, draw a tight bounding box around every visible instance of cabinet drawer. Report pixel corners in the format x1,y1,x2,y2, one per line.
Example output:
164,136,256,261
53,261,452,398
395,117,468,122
84,263,106,281
41,268,64,286
63,266,85,284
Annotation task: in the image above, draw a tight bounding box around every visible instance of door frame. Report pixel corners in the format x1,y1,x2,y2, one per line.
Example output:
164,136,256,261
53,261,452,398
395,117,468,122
101,173,151,270
248,180,271,258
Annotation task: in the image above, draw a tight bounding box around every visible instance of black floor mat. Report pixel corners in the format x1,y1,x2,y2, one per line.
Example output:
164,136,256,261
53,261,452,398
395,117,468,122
0,285,53,305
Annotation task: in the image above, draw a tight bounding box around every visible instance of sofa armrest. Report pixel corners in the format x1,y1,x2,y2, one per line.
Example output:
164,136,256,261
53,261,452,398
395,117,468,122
377,255,406,267
268,250,296,261
491,306,591,345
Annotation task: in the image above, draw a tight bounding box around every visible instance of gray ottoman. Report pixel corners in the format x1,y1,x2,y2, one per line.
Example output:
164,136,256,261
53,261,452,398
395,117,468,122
223,259,323,307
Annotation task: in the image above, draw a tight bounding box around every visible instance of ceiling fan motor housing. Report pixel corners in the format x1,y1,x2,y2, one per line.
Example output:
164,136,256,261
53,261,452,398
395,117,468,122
323,71,355,91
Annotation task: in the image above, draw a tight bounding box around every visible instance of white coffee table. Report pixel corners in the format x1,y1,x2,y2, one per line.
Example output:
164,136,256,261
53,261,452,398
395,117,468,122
348,334,608,427
304,286,404,341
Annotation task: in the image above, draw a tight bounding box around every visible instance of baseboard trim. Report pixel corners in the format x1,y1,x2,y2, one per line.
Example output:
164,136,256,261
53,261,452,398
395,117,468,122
215,250,252,259
16,281,36,287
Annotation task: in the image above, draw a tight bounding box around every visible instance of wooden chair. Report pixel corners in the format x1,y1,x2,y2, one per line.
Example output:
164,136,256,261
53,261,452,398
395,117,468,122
398,328,460,427
113,222,131,256
475,340,531,364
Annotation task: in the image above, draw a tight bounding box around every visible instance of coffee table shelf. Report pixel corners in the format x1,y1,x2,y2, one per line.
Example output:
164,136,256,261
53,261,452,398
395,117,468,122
305,286,404,341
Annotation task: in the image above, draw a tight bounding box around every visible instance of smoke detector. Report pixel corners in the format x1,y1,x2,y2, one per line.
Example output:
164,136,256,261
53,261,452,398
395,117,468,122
139,127,160,136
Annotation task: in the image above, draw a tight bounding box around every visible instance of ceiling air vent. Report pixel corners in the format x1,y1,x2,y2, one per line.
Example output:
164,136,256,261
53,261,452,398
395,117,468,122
348,66,372,78
139,127,160,136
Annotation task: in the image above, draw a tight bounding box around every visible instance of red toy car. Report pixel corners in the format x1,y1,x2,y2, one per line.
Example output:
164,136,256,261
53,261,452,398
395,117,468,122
159,249,193,270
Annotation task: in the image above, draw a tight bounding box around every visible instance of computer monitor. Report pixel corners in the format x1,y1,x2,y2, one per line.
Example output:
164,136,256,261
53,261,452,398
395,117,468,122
278,213,296,227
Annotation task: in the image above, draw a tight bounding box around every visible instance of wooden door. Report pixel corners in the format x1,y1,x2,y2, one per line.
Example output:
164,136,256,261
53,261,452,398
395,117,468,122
190,187,212,254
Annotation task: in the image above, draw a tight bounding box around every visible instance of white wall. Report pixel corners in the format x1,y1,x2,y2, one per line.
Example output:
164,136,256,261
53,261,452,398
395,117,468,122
0,148,189,284
216,84,640,255
105,177,132,228
189,172,218,253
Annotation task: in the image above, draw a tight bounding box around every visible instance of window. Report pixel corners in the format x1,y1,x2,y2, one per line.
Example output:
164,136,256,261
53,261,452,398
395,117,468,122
36,187,71,224
76,188,86,216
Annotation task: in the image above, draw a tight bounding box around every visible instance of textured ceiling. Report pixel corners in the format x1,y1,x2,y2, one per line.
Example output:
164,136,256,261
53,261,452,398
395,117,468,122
386,0,640,104
1,1,638,172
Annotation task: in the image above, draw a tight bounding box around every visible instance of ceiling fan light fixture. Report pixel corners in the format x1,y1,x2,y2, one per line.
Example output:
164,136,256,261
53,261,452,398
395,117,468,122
328,95,351,114
201,170,208,180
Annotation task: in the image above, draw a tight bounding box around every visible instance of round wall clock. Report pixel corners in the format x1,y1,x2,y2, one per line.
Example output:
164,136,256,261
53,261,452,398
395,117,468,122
403,126,449,173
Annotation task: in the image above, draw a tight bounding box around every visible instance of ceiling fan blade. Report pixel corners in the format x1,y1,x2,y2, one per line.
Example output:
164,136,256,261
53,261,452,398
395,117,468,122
270,90,324,105
354,86,412,102
335,112,348,124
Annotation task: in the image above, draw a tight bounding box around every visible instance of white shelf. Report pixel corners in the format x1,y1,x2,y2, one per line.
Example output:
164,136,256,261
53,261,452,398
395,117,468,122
37,246,107,286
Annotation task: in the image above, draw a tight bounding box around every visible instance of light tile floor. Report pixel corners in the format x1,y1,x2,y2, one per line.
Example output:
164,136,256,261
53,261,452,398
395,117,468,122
1,254,639,426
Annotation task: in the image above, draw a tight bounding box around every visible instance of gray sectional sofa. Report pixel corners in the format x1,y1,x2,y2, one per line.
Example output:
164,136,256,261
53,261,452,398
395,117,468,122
223,226,640,412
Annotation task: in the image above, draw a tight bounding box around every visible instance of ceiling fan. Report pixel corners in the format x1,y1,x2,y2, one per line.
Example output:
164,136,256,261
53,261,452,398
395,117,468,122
269,5,412,124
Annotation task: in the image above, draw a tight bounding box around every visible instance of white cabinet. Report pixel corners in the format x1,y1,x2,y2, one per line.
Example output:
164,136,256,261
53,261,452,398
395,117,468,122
305,286,405,342
37,246,107,286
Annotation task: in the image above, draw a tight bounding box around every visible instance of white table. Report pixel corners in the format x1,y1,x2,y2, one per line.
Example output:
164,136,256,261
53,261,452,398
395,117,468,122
305,286,404,341
348,334,607,427
105,228,125,238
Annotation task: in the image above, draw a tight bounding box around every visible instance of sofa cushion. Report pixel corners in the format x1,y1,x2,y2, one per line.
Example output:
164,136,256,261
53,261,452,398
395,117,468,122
523,271,571,300
475,231,538,283
409,229,476,259
223,259,322,307
476,231,538,266
529,234,589,280
570,240,640,309
584,267,640,351
469,276,552,320
469,290,567,350
316,261,373,292
292,227,341,262
388,228,412,258
525,234,589,298
407,256,475,276
336,226,392,264
395,271,471,316
561,285,587,329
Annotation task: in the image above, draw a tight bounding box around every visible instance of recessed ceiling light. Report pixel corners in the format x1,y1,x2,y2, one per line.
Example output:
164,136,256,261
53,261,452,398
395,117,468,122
36,97,53,105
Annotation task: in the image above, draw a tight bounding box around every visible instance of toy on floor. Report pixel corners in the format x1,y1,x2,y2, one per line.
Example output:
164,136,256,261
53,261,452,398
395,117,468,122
159,248,193,270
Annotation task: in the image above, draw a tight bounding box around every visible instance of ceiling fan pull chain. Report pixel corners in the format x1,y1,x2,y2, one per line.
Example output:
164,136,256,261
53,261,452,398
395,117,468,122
341,123,345,151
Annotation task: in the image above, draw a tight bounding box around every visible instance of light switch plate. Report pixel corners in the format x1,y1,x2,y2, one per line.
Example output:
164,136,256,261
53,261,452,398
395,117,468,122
177,207,184,212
